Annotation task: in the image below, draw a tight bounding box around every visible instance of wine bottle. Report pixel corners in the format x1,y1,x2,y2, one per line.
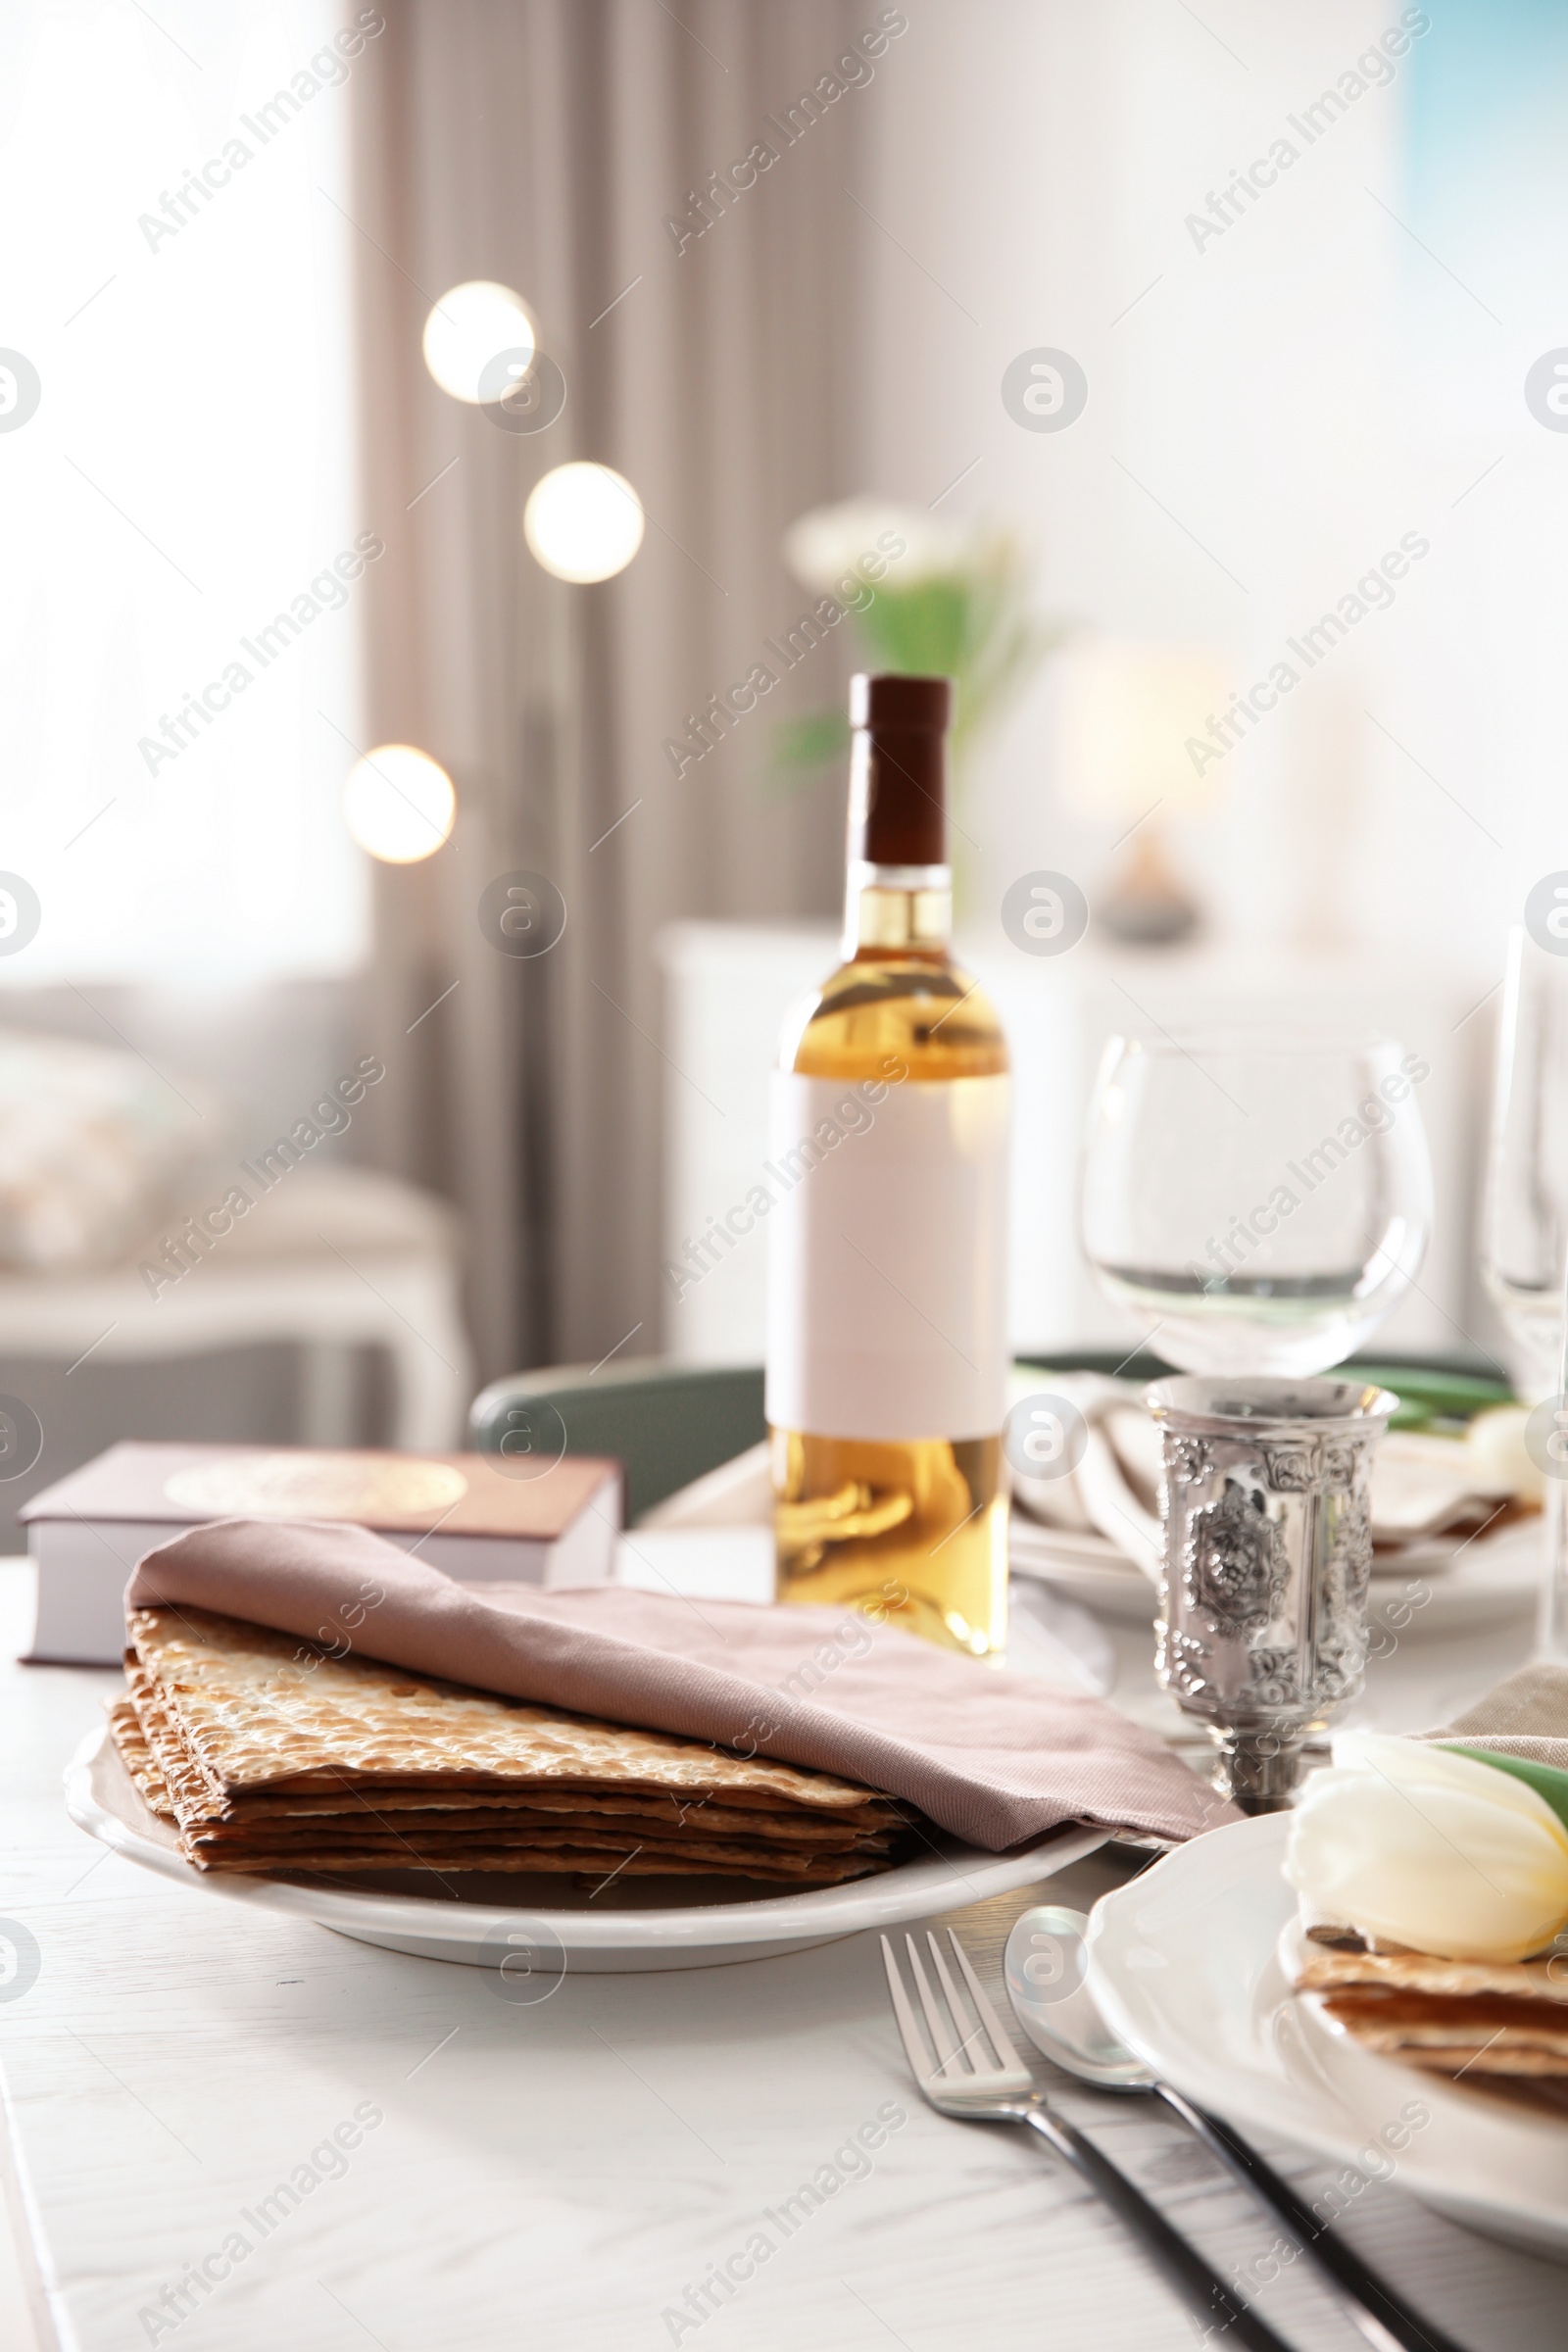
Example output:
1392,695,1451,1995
765,672,1011,1656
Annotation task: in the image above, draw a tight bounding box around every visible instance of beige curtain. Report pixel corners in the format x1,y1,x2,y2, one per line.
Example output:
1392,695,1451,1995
348,0,871,1384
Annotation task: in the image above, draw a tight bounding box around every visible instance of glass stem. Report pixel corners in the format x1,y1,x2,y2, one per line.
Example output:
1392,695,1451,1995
1544,1253,1568,1662
1543,1465,1568,1662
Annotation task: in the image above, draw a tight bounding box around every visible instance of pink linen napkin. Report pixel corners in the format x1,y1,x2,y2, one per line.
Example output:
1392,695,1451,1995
125,1518,1235,1850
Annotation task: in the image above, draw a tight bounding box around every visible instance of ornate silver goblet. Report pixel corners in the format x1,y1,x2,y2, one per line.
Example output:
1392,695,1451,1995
1146,1376,1398,1812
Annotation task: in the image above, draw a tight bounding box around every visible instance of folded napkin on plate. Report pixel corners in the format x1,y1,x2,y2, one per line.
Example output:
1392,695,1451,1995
1427,1663,1568,1767
125,1518,1233,1850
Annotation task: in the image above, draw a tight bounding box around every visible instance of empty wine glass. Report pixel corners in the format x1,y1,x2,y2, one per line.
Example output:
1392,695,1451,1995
1482,925,1568,1402
1482,924,1568,1658
1080,1029,1433,1375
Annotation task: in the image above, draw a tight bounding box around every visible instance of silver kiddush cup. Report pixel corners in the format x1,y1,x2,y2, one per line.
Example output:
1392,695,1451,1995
1146,1376,1398,1813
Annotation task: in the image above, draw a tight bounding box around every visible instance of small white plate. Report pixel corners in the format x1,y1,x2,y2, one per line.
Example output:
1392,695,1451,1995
1087,1813,1568,2259
1011,1514,1543,1631
1010,1522,1155,1619
65,1725,1107,1975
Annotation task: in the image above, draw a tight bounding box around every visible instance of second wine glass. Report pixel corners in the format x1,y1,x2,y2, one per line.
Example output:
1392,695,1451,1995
1080,1029,1433,1376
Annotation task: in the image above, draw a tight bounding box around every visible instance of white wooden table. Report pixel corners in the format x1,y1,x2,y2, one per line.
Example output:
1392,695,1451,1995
2,1557,1564,2352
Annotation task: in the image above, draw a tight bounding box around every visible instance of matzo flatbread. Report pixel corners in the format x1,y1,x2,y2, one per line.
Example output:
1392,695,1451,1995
115,1604,919,1885
126,1760,898,1840
108,1695,175,1820
1297,1946,1568,2005
122,1660,224,1820
1315,1989,1568,2077
192,1806,883,1843
257,1845,878,1884
177,1797,898,1860
128,1607,889,1812
1296,1942,1568,2078
184,1833,882,1882
184,1802,891,1852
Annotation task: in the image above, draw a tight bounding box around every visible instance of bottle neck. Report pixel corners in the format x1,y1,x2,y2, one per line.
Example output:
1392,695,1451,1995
843,718,950,960
843,860,953,960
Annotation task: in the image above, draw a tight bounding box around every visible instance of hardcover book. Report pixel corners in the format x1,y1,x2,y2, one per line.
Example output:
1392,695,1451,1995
20,1442,622,1665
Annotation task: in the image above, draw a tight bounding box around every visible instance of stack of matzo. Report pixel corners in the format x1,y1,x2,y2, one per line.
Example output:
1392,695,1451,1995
1297,1937,1568,2079
109,1606,914,1885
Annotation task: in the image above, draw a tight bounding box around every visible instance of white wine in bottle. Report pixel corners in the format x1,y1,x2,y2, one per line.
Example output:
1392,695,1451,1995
765,672,1010,1656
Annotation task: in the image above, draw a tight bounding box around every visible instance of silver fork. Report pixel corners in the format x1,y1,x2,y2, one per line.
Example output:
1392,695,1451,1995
882,1930,1298,2352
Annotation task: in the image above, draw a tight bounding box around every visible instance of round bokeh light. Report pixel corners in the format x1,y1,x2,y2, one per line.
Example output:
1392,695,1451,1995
523,461,645,583
344,744,456,864
422,281,535,405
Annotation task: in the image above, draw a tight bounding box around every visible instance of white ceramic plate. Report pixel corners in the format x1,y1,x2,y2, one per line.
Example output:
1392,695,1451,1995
1011,1514,1543,1631
66,1725,1107,1975
1086,1813,1568,2259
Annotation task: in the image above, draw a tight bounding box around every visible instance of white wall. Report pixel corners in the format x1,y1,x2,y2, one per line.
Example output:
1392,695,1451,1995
855,0,1558,961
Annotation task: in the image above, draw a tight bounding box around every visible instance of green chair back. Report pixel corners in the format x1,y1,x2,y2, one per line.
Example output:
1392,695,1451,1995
468,1358,766,1525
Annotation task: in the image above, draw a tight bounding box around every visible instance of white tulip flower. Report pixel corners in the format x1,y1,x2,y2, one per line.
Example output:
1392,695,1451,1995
1284,1733,1568,1964
1465,1401,1544,1504
782,498,994,592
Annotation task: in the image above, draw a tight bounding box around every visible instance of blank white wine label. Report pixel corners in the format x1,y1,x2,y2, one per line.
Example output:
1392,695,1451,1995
764,1072,1010,1443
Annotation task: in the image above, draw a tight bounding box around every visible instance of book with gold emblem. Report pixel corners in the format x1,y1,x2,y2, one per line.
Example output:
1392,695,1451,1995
21,1442,621,1664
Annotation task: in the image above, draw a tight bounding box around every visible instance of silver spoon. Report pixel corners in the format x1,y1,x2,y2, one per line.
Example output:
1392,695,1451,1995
1004,1905,1468,2352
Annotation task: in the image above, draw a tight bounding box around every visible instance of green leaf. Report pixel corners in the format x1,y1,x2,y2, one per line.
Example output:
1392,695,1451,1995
1347,1365,1514,1432
770,709,850,771
1446,1745,1568,1838
766,532,1060,796
857,578,975,676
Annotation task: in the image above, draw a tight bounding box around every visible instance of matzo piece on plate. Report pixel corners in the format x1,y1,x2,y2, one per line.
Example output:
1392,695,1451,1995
1296,1941,1568,2078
